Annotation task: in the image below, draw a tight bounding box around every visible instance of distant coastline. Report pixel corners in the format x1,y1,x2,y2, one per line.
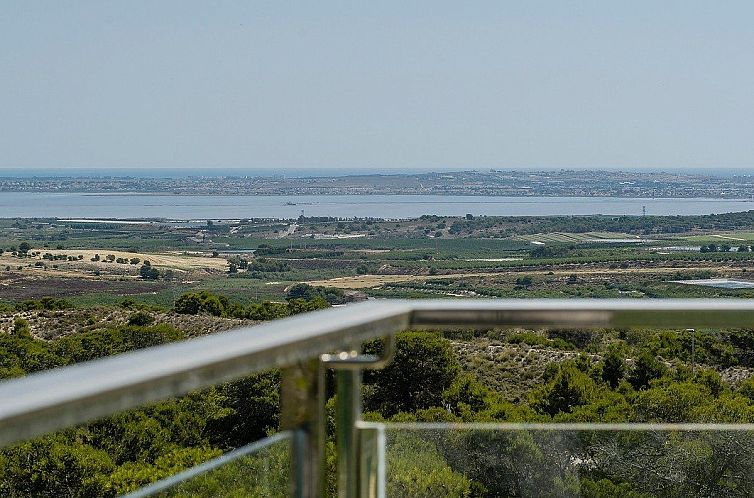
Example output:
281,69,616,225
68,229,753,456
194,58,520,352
2,169,754,199
1,167,754,178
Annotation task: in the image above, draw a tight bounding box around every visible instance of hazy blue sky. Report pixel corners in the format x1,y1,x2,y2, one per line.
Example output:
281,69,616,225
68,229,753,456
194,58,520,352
1,1,753,170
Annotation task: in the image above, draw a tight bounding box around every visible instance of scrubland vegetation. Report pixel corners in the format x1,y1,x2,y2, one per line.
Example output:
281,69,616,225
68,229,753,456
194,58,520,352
3,212,754,495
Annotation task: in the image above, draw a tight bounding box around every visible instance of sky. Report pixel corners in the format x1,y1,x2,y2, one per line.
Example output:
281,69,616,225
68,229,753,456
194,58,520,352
1,1,753,171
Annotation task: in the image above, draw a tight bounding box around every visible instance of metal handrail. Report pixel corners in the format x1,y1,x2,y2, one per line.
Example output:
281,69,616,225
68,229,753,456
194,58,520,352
0,300,411,446
2,298,754,447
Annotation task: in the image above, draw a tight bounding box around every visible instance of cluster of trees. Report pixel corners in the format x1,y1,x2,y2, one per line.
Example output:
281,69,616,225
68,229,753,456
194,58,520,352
700,242,754,253
173,289,330,320
227,256,291,275
285,283,352,305
361,332,754,497
14,297,72,312
138,263,160,280
445,210,754,237
253,244,288,256
90,254,143,265
2,243,79,260
700,243,733,253
0,288,336,495
41,252,84,261
0,318,280,495
4,290,754,496
530,245,574,258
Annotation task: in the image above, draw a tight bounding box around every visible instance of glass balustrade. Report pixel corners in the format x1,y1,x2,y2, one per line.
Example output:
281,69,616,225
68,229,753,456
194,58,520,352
124,432,292,498
362,422,754,498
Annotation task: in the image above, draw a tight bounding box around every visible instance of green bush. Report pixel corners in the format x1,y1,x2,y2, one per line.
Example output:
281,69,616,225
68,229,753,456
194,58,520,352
364,332,460,416
386,433,472,498
127,312,155,327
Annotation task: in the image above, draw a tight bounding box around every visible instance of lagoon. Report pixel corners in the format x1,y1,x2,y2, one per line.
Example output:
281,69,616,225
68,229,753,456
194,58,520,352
1,193,753,220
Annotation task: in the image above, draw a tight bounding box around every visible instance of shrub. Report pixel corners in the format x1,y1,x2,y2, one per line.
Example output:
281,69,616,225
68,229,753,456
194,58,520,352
127,312,155,327
12,318,32,338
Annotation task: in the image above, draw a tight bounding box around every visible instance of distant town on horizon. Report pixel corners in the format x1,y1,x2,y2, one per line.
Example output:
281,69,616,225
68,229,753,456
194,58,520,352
1,168,754,199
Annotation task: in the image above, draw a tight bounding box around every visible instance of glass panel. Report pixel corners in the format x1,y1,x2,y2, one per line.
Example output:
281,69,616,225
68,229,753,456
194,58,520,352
124,432,291,498
375,423,754,498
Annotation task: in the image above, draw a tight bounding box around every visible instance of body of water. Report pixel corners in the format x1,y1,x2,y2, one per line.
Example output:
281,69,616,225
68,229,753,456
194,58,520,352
0,193,753,219
673,279,754,289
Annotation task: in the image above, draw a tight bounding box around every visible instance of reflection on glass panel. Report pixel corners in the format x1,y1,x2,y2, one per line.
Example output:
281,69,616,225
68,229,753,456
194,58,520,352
125,432,290,498
380,424,754,498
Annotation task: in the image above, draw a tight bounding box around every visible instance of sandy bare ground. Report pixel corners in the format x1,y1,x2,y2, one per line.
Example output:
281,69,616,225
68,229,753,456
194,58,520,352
710,234,746,241
306,266,734,289
25,249,228,270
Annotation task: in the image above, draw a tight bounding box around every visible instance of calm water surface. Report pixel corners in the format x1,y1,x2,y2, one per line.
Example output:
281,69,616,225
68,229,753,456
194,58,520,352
0,193,752,219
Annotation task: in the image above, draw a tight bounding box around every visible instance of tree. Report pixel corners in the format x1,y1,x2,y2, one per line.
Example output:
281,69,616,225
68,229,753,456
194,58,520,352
579,478,648,498
386,433,472,498
17,242,30,254
739,376,754,402
601,347,626,388
531,364,596,416
139,264,160,280
0,435,115,497
628,351,667,390
515,275,534,288
286,283,316,300
285,297,329,315
174,291,227,316
285,283,348,305
443,374,490,416
363,332,460,416
206,372,280,448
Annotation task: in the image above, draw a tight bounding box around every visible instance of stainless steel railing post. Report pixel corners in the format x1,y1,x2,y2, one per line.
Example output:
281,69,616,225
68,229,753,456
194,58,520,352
358,423,386,498
281,359,326,498
324,336,395,498
336,368,361,498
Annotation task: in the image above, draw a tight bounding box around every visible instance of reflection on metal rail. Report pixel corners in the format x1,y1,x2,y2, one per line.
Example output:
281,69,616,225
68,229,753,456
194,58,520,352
1,299,754,497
